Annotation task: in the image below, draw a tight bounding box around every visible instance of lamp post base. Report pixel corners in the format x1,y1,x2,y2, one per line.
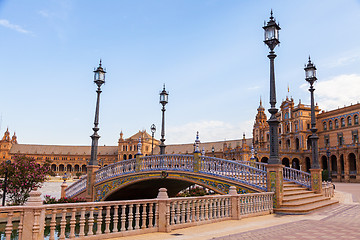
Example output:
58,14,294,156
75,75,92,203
310,168,322,194
86,165,100,202
266,164,284,208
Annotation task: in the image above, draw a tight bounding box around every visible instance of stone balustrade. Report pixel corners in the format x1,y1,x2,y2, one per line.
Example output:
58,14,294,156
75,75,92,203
283,166,311,189
322,181,335,198
199,157,267,190
0,187,273,240
65,177,87,198
66,154,269,198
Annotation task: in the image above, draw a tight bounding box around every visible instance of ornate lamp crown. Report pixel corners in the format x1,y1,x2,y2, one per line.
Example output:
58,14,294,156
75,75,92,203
304,56,317,85
94,59,106,87
159,84,169,106
263,10,281,50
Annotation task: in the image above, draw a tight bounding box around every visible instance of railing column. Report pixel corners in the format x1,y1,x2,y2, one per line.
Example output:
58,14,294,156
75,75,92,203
23,187,45,240
157,188,170,232
86,165,99,202
310,169,322,194
60,180,67,198
193,152,201,172
135,153,143,172
266,164,283,209
229,186,240,220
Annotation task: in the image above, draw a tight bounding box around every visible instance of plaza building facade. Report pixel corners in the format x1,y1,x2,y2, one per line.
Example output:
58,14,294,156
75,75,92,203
253,97,360,183
0,128,252,177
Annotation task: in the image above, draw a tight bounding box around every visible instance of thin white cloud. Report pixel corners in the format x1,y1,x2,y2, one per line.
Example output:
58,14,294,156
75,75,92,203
166,120,253,144
324,49,360,68
301,74,360,111
38,10,50,18
0,19,32,34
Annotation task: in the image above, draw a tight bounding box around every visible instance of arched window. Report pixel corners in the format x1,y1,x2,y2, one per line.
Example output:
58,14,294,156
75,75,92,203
335,119,339,129
348,116,352,126
323,122,327,130
123,154,127,160
355,115,359,125
329,120,333,130
284,112,289,119
341,118,345,127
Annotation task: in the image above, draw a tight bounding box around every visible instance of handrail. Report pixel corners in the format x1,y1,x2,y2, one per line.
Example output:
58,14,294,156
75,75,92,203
66,154,269,198
199,156,267,191
238,160,267,171
283,166,311,188
65,176,87,198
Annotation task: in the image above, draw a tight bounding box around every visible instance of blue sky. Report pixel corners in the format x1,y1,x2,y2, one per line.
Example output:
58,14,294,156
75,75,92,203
1,0,360,146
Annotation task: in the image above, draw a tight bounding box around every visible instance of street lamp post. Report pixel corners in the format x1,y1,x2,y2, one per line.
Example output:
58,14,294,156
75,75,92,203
304,57,320,169
86,60,106,201
159,85,168,155
305,57,322,193
212,146,215,157
2,160,11,206
263,10,281,165
89,60,106,166
326,148,331,181
150,124,156,155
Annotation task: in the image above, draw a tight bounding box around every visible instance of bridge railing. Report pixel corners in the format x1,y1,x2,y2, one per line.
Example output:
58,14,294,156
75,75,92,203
238,160,267,171
1,187,273,240
140,154,194,172
283,167,311,188
95,158,137,183
199,156,267,191
65,176,87,198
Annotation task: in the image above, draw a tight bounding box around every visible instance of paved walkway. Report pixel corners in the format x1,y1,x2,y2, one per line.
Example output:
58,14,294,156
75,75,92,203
110,183,360,240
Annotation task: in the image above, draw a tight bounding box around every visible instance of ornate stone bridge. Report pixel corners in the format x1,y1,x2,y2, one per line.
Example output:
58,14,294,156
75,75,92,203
65,154,271,201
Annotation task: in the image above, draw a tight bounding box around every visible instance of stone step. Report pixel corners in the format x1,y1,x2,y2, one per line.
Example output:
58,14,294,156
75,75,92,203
283,187,309,192
274,199,339,214
281,196,330,207
283,190,315,197
283,193,323,202
283,183,301,187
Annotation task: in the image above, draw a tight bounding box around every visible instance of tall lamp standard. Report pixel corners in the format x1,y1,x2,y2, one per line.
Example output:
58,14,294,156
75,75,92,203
2,160,11,206
150,124,156,155
263,10,281,165
326,148,331,181
305,57,320,169
305,57,322,193
89,60,106,166
86,60,106,201
159,85,168,155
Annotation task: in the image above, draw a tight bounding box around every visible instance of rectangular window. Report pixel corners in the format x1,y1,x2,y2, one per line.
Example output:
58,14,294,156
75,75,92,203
324,135,329,147
337,133,344,146
352,130,358,144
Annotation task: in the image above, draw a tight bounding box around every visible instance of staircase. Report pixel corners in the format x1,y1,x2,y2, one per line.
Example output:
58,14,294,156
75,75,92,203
274,181,338,214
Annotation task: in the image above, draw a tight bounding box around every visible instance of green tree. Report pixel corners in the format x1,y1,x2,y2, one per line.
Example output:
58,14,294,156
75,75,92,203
0,155,52,205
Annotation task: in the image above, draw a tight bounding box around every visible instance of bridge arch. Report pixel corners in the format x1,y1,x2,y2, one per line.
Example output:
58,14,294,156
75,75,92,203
95,170,261,201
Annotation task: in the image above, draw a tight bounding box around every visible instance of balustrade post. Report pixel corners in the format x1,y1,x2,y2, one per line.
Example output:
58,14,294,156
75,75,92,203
229,186,240,220
193,152,201,172
310,169,322,194
135,153,143,172
60,180,67,198
23,187,45,240
157,188,170,232
266,164,284,209
86,165,100,202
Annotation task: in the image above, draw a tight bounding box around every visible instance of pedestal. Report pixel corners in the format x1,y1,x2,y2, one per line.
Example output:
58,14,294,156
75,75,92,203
193,152,201,173
310,168,322,194
266,164,283,209
86,165,100,202
60,181,68,198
